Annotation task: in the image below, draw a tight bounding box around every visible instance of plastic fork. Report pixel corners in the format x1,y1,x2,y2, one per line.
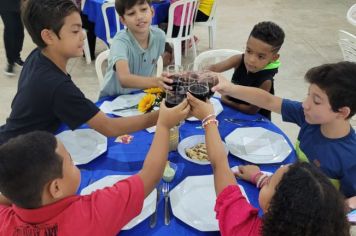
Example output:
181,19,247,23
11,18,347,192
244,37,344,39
162,182,170,225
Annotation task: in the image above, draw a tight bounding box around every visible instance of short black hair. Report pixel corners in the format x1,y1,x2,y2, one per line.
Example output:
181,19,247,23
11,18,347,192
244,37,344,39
0,131,63,209
249,21,285,53
21,0,79,48
262,162,350,236
115,0,151,17
305,61,356,118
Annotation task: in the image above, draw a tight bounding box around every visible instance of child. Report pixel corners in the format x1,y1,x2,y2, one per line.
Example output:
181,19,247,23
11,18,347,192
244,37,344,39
209,21,285,120
212,61,356,206
0,0,159,145
187,92,350,236
195,0,214,22
99,0,168,98
0,99,189,235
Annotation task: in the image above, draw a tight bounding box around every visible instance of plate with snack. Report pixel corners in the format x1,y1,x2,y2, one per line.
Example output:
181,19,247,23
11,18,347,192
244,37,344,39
178,135,229,165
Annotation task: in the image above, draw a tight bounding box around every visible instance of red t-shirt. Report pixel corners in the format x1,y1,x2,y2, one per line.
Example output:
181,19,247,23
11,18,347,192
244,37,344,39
215,185,262,236
0,175,144,236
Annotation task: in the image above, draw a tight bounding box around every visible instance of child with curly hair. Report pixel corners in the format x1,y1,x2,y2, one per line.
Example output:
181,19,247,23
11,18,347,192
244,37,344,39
187,92,351,236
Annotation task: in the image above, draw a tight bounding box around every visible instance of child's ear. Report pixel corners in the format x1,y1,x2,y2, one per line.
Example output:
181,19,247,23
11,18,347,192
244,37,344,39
48,179,64,199
151,6,155,17
41,29,56,46
337,106,351,119
271,53,280,62
119,16,126,26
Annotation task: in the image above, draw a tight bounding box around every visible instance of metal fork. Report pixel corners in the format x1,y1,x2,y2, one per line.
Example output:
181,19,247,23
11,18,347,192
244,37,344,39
162,182,170,225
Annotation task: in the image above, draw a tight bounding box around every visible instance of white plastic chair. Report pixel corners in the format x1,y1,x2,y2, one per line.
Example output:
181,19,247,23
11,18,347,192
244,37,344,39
95,49,110,89
194,0,218,49
79,0,91,64
95,50,163,89
194,49,242,80
347,4,356,26
102,0,122,46
338,30,356,62
166,0,199,66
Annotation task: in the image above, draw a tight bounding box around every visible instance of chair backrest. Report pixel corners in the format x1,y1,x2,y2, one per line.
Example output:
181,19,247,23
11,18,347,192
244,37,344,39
166,0,199,40
201,0,217,24
95,49,110,88
347,4,356,26
194,49,242,80
338,30,356,62
102,1,122,45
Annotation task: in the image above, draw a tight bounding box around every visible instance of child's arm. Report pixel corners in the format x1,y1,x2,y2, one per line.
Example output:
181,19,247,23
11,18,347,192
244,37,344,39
137,100,190,197
115,60,168,90
0,194,11,206
347,196,356,211
87,110,159,137
220,80,273,114
187,93,236,195
213,76,283,114
209,55,241,73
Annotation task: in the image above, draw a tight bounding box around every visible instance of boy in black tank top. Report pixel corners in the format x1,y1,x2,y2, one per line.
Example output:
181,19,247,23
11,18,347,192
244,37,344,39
209,21,284,120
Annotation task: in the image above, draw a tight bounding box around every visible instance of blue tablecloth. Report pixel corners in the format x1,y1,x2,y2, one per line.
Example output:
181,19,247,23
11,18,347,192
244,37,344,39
65,97,296,236
82,0,170,44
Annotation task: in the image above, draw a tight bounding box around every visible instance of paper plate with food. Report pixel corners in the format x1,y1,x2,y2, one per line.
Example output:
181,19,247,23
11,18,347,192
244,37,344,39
177,135,229,165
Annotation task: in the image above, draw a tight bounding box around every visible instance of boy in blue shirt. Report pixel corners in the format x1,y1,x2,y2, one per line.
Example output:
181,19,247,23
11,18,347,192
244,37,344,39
100,0,167,98
213,61,356,208
210,21,285,120
0,0,159,145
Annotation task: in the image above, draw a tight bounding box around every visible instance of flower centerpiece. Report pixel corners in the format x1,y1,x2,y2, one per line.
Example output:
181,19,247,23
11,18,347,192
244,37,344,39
138,88,164,113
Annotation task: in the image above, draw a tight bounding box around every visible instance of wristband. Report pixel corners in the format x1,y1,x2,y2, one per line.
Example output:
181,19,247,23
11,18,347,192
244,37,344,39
202,114,216,124
256,174,269,188
202,119,219,129
250,172,263,184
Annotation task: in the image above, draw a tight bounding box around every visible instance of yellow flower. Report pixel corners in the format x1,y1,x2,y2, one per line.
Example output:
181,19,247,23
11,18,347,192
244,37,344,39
138,94,156,113
144,87,163,94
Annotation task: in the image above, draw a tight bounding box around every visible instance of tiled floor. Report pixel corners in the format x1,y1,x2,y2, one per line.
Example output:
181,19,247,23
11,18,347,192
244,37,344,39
0,0,355,233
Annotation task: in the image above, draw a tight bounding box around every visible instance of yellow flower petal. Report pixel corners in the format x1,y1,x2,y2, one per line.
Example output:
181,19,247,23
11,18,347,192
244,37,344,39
144,87,163,94
138,94,156,113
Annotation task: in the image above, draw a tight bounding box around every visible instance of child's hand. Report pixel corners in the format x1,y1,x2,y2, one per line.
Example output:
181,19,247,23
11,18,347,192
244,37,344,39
346,196,356,211
157,99,190,129
186,92,214,120
211,74,233,96
234,165,261,182
157,74,173,90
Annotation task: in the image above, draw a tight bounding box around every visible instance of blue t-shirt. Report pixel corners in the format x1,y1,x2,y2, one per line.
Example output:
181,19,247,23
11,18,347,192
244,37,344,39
99,27,165,98
281,99,356,197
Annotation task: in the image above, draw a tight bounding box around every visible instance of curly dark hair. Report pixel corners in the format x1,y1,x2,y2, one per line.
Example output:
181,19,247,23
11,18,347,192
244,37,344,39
262,162,350,236
249,21,285,53
305,61,356,119
0,131,63,209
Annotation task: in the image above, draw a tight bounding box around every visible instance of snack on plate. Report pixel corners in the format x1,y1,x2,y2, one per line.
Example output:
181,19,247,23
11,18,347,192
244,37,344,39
185,143,209,161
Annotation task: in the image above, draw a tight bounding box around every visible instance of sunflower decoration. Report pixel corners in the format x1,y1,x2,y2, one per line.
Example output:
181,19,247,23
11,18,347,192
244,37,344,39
138,88,165,113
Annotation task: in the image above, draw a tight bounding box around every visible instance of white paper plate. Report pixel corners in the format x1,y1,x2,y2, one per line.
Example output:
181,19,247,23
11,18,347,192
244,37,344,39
225,127,292,164
177,135,229,165
80,175,157,230
56,129,107,165
170,175,248,231
99,93,146,117
187,97,223,121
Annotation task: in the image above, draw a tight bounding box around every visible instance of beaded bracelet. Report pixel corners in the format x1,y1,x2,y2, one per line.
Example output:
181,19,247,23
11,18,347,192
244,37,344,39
202,114,216,124
250,172,264,184
256,174,269,188
202,119,219,129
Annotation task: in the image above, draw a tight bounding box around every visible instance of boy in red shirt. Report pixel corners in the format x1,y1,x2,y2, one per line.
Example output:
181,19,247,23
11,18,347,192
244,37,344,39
0,99,189,235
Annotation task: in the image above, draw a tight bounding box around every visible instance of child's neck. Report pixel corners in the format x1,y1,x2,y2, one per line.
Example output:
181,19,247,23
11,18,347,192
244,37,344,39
130,29,150,49
41,48,69,74
320,119,350,139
